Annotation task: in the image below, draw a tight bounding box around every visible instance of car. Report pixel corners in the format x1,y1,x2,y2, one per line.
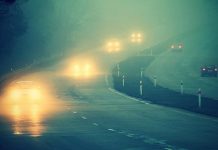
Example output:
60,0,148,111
201,65,218,77
170,43,183,51
9,81,41,102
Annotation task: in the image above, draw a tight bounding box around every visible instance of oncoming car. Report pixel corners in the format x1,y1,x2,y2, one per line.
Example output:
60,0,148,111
201,65,218,77
8,81,42,102
71,62,96,79
170,43,183,51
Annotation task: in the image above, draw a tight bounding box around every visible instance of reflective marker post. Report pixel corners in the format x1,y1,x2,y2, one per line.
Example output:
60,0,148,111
180,81,184,95
140,68,144,78
153,76,157,87
198,88,202,108
122,75,125,87
140,80,143,96
117,64,120,77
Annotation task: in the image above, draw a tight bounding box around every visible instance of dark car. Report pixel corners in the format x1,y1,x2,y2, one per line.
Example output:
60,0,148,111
201,65,218,77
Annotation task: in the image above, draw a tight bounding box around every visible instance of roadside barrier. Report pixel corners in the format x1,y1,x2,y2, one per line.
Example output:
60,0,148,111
112,56,218,117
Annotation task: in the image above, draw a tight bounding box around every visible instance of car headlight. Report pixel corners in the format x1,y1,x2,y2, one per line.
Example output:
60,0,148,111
30,89,41,99
11,90,21,99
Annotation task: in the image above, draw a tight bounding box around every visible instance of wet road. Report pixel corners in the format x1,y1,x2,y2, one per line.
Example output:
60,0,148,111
1,69,218,150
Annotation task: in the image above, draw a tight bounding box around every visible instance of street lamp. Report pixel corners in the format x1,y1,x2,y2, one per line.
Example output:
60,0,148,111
131,32,143,43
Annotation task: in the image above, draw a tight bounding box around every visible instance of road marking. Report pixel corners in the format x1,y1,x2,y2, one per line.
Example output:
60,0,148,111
92,123,99,126
108,88,150,104
106,74,150,104
126,133,135,138
109,88,140,101
164,148,173,150
81,116,87,120
107,128,116,132
108,88,218,123
106,73,218,123
139,101,150,104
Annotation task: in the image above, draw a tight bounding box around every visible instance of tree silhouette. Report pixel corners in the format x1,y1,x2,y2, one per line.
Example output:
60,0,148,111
0,0,27,73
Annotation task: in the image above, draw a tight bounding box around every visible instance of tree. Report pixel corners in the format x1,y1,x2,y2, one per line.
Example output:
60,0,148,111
0,0,27,72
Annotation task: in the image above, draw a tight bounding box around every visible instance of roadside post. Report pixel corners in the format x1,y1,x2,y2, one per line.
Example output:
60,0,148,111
122,75,125,87
140,68,144,78
198,88,202,108
117,64,120,77
153,76,157,87
140,80,143,96
180,81,184,94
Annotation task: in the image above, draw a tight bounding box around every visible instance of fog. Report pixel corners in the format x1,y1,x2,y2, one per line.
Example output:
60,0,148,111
9,0,218,63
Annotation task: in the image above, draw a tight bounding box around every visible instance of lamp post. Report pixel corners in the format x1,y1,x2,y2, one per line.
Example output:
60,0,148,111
117,64,120,77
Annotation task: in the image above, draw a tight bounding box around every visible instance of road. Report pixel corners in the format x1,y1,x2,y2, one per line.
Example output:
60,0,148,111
145,28,218,100
1,64,218,150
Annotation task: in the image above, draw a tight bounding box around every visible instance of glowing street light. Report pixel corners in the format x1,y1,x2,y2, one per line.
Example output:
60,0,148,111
131,32,143,43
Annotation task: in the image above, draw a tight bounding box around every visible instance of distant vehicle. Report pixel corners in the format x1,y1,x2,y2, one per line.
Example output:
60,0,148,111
201,65,218,77
9,81,41,101
170,43,183,51
71,63,94,78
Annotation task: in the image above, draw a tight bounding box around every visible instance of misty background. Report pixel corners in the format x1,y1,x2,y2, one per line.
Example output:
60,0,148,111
1,0,218,75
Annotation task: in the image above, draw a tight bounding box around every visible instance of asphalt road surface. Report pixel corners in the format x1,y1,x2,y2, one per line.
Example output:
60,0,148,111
1,66,218,150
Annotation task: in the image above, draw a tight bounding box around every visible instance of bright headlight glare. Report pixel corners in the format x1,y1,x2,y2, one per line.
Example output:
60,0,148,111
30,89,40,99
11,90,21,99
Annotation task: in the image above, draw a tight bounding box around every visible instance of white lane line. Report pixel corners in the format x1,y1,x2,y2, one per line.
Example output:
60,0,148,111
126,133,135,138
107,128,116,132
81,116,87,120
92,123,99,126
108,88,150,104
139,101,150,105
164,147,173,150
106,74,150,104
109,88,141,101
105,72,218,122
109,88,218,123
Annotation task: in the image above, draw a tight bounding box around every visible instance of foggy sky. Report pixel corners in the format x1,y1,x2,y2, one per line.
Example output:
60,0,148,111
13,0,218,59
